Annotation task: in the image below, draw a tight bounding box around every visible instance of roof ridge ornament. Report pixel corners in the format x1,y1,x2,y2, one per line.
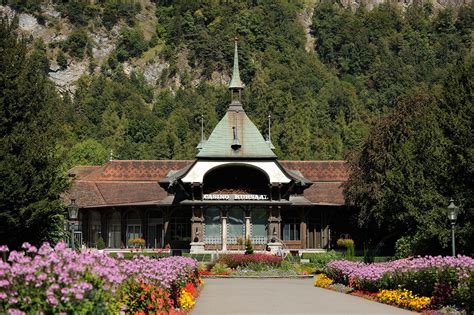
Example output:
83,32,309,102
231,126,241,150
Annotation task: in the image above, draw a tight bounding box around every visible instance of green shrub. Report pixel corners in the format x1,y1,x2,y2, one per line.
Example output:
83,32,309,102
337,238,355,260
244,238,254,255
363,244,374,263
211,263,229,274
455,270,474,313
302,251,341,270
62,29,91,59
56,51,68,70
96,237,105,250
115,27,147,62
109,252,170,260
102,1,141,30
183,253,212,262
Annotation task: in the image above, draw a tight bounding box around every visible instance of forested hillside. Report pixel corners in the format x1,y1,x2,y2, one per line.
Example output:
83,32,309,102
0,0,472,253
0,0,470,164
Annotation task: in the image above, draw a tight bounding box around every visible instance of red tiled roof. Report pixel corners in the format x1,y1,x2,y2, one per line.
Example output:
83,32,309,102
279,161,348,182
69,160,349,208
280,161,348,205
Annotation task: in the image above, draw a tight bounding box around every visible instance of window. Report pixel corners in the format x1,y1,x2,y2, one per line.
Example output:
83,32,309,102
282,219,300,241
107,212,121,248
88,211,101,247
126,211,142,246
251,208,267,244
127,225,142,242
170,217,191,242
204,207,221,244
147,210,163,248
227,207,244,244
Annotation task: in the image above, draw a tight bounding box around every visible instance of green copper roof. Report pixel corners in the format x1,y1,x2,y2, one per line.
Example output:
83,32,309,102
196,110,277,159
229,41,244,90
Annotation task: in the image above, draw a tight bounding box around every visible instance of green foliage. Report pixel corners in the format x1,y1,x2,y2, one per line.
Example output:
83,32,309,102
244,238,254,255
302,251,341,271
96,236,105,250
61,28,91,59
4,0,40,13
0,17,68,248
183,253,212,262
109,252,170,260
101,0,141,30
66,138,107,169
56,50,67,70
210,263,229,274
378,267,469,309
115,27,148,62
54,0,140,29
345,72,473,255
337,238,355,260
363,244,375,264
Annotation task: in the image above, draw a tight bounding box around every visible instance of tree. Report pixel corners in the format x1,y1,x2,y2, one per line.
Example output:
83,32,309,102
66,139,108,169
0,17,68,248
344,86,473,256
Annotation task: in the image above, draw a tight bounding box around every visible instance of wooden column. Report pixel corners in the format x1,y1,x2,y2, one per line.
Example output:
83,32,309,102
300,207,307,249
191,206,204,242
100,211,107,248
163,208,171,246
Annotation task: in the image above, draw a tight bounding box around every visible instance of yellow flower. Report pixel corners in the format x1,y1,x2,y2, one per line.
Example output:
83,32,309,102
314,274,334,288
178,288,196,310
375,289,431,311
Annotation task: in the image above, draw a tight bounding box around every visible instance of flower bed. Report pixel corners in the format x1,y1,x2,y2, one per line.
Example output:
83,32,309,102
318,256,474,312
0,242,203,314
376,289,431,312
216,253,282,269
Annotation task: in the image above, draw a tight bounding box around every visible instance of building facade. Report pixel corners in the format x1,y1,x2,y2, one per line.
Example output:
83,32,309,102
68,43,349,253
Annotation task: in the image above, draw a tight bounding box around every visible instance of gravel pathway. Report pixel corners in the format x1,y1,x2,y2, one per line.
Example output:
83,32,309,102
192,278,415,315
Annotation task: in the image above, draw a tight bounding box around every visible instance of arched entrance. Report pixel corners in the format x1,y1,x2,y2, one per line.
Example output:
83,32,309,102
203,164,269,195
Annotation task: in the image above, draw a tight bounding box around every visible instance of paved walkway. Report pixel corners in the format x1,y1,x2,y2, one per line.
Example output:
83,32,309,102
192,278,414,315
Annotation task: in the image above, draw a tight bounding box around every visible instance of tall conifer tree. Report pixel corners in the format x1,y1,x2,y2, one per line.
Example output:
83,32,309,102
0,17,68,248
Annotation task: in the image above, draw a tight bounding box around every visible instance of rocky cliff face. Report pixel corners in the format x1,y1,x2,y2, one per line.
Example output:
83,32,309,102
337,0,471,11
1,0,471,94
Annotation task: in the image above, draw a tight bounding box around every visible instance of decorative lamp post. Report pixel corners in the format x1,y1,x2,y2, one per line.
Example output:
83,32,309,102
67,199,79,250
447,199,458,257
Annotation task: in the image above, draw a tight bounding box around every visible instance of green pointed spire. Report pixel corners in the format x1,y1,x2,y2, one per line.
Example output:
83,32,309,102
229,40,244,90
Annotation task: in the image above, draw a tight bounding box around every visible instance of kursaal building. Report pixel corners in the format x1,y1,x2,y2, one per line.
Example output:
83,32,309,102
68,42,349,254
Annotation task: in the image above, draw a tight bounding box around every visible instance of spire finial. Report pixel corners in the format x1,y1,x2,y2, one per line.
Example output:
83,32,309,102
266,113,275,150
229,38,244,90
196,113,206,150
